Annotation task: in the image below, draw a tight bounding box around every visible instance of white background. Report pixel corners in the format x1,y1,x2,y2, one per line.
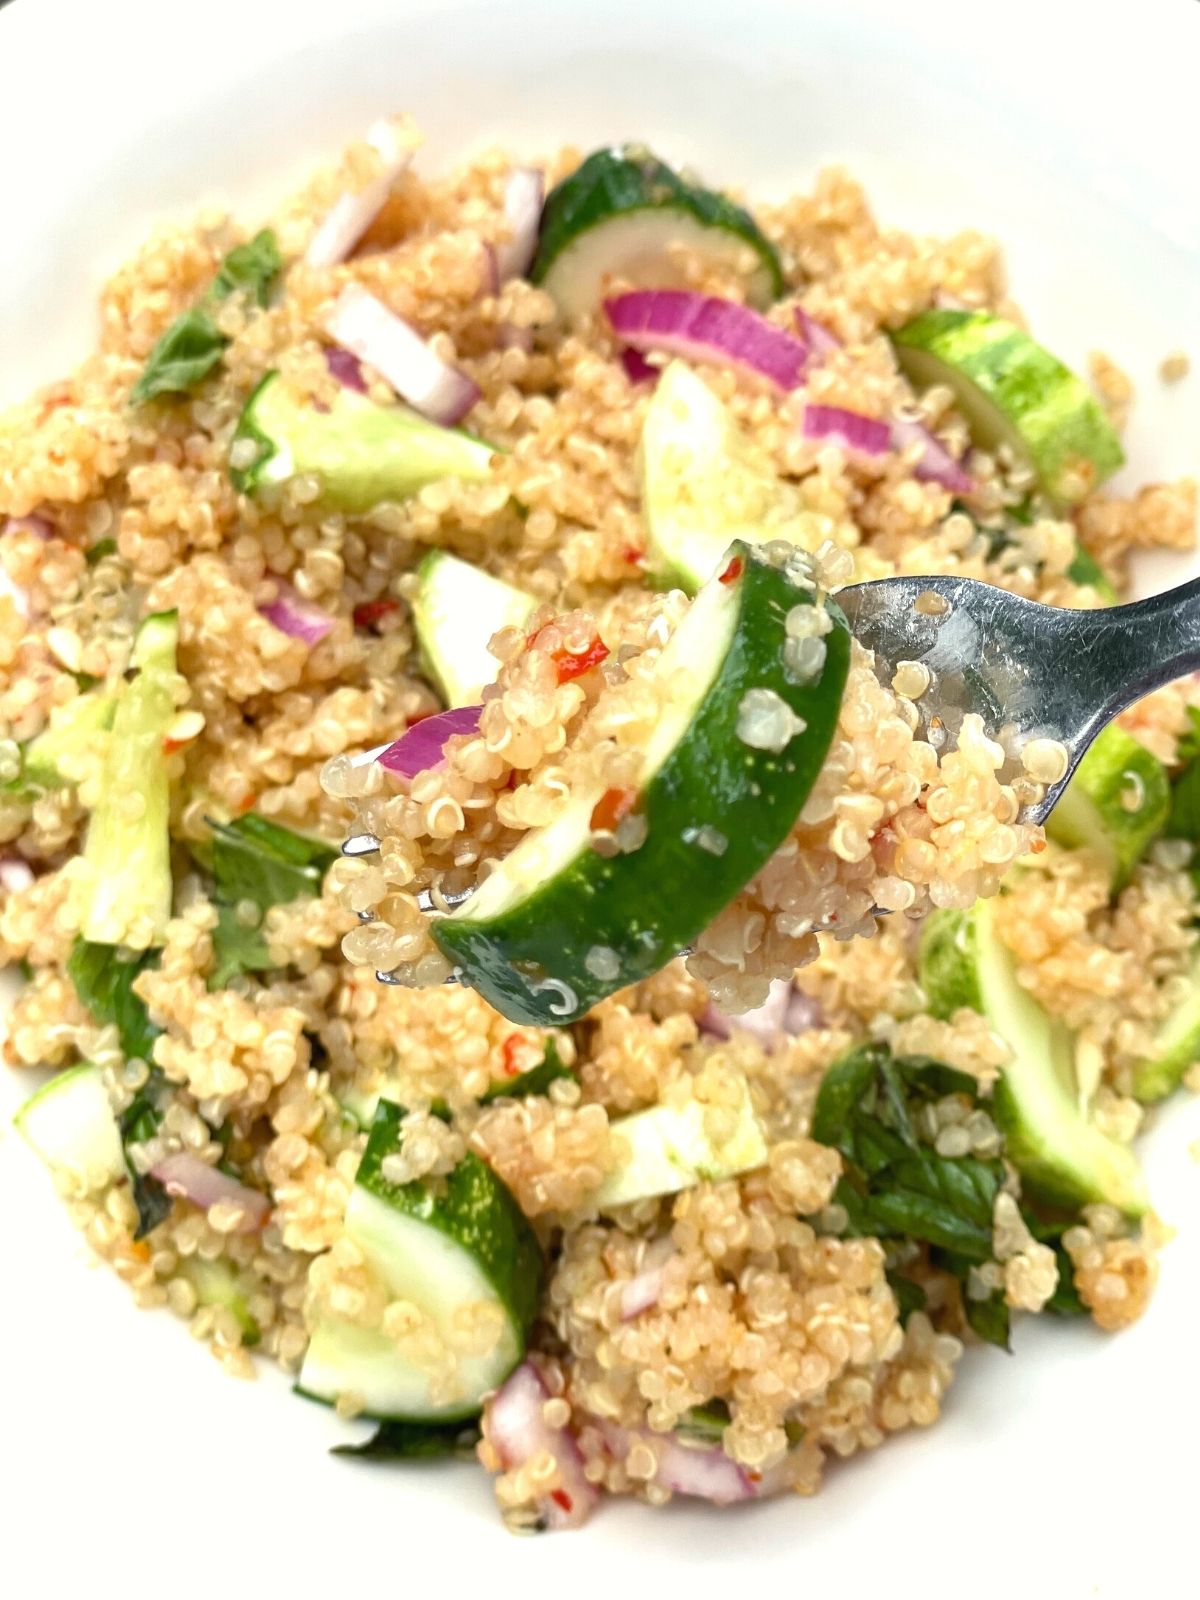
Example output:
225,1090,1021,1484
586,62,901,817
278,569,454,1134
2,1,1199,1596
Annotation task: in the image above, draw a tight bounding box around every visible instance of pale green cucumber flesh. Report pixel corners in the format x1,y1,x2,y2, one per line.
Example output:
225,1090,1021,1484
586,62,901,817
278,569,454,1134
231,373,494,515
413,551,536,708
920,901,1147,1215
79,611,178,948
595,1078,768,1207
891,310,1125,506
23,692,117,789
433,543,851,1024
639,361,840,593
1131,954,1200,1103
1045,726,1170,888
14,1063,124,1190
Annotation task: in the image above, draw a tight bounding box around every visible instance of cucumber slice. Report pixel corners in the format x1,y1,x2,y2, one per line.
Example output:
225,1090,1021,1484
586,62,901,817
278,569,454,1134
1131,953,1200,1103
433,542,851,1024
77,611,178,949
22,691,117,789
891,310,1125,506
1045,725,1169,889
412,551,536,708
639,360,839,593
595,1077,768,1208
14,1063,124,1191
532,145,783,322
298,1102,540,1421
920,900,1147,1215
230,372,494,515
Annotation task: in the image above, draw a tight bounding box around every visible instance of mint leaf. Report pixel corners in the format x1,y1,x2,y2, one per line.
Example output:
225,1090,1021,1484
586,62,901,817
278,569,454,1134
203,813,337,987
67,938,161,1063
211,229,282,306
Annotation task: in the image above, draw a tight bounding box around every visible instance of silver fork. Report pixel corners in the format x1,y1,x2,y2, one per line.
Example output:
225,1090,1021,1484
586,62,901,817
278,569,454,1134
836,573,1200,823
344,573,1200,983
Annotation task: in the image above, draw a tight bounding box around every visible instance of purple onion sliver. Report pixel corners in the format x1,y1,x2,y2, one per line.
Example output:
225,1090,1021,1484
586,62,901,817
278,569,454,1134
495,168,544,283
325,345,368,394
620,347,659,385
488,1362,597,1530
793,305,841,360
149,1151,270,1231
604,290,809,391
802,403,891,456
2,514,55,541
378,704,484,779
890,415,976,495
259,580,336,647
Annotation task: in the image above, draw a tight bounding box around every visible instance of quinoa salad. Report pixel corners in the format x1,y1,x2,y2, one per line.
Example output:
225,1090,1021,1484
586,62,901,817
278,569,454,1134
3,122,1199,1533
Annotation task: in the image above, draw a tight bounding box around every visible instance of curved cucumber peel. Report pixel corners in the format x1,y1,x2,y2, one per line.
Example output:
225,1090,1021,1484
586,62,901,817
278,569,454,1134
413,551,536,708
532,145,783,321
78,611,177,949
640,360,842,593
231,372,494,515
433,542,851,1024
1045,726,1169,889
596,1078,767,1207
1131,952,1200,1103
891,310,1124,506
14,1063,124,1191
920,901,1147,1215
298,1101,540,1421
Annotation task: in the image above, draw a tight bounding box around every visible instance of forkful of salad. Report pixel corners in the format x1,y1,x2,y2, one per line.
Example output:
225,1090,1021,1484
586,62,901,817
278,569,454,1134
334,524,1200,1028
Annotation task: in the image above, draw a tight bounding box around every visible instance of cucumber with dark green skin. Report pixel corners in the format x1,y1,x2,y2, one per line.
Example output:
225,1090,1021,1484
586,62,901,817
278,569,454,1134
433,542,851,1025
1044,725,1170,889
230,372,494,513
891,310,1124,506
298,1100,541,1422
532,146,784,321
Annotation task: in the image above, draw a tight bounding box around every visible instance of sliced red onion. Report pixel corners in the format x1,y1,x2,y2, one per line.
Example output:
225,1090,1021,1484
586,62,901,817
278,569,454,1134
495,168,544,283
802,403,892,457
793,306,841,362
2,514,54,541
700,979,821,1051
149,1152,270,1231
305,117,415,269
617,1238,675,1320
377,704,483,779
601,1421,762,1505
605,291,809,391
325,346,368,394
890,414,976,495
259,580,335,646
0,856,35,894
487,1362,597,1530
620,347,659,385
323,285,480,426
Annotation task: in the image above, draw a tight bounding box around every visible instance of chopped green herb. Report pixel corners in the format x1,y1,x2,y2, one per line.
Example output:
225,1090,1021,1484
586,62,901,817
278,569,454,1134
85,538,118,565
133,230,282,403
333,1418,482,1461
677,1399,731,1442
885,1268,927,1326
203,813,337,987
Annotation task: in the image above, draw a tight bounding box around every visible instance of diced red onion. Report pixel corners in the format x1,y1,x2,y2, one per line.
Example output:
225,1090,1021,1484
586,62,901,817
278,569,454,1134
305,118,415,269
600,1421,762,1505
480,242,501,298
2,515,54,541
0,856,35,894
620,347,659,385
793,306,841,362
605,291,809,391
495,168,544,283
325,346,368,394
890,414,975,495
487,1362,597,1530
323,284,480,426
802,403,892,457
617,1238,675,1320
259,580,335,646
700,979,821,1051
149,1152,270,1231
377,705,483,779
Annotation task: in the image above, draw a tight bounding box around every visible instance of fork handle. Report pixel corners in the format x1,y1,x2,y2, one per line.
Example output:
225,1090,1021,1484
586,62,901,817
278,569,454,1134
1083,575,1200,735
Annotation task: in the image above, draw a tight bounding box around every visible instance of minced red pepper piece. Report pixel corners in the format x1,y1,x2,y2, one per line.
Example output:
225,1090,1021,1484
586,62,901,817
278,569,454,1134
590,786,637,833
550,1489,573,1513
718,555,744,586
553,636,609,682
353,598,401,629
501,1033,541,1078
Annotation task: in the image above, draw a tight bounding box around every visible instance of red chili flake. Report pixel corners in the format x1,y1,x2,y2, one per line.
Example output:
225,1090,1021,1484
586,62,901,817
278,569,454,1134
236,791,257,815
718,555,744,586
36,384,74,427
621,545,646,567
353,598,400,629
589,786,637,833
554,636,609,683
501,1033,540,1078
162,737,187,755
550,1489,573,1513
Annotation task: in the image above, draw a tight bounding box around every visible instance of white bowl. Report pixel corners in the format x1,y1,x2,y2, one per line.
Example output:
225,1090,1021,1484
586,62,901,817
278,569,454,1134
2,1,1199,1594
